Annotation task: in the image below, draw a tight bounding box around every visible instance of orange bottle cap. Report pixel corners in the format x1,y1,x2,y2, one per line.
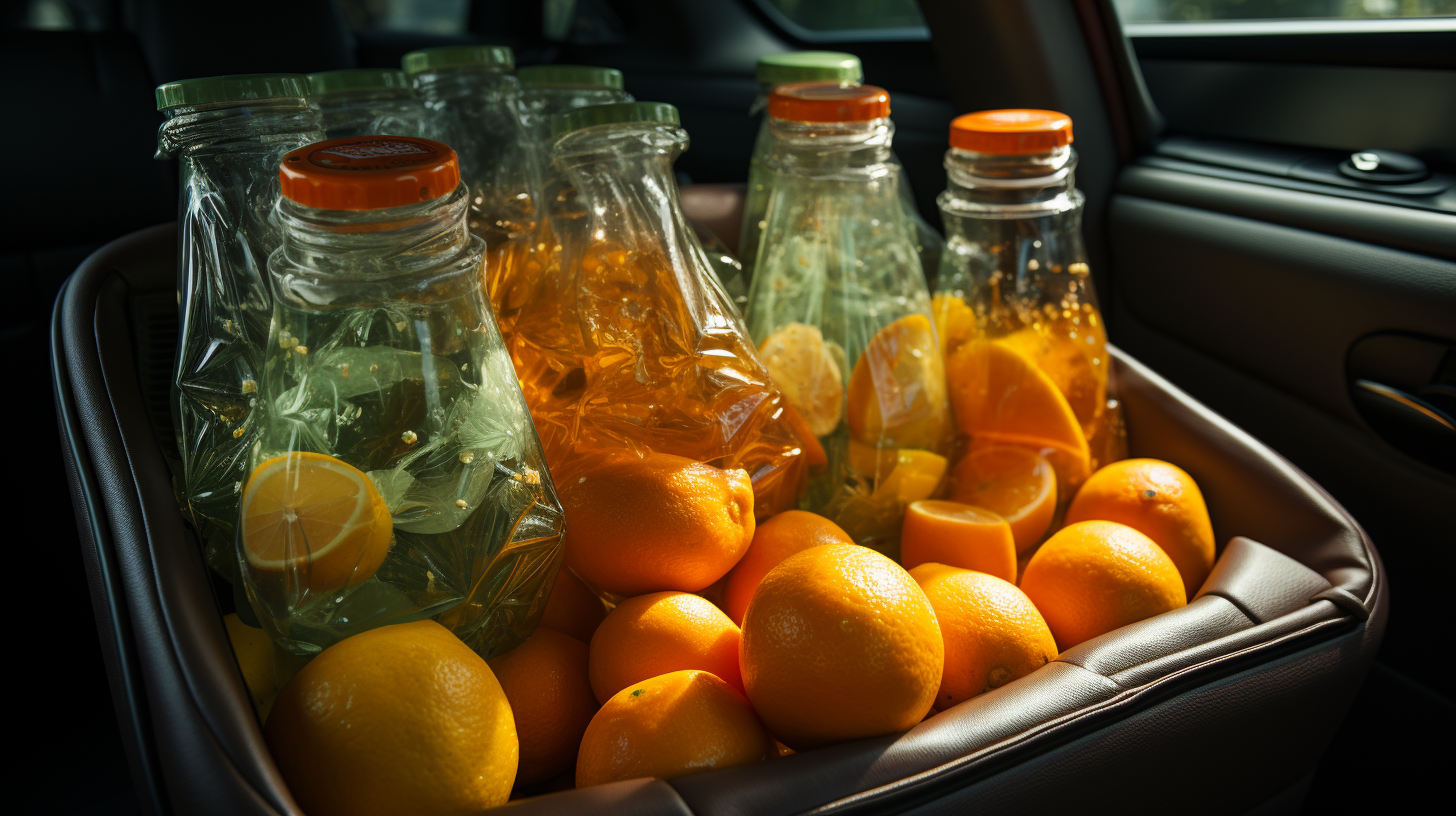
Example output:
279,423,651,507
949,109,1073,154
768,82,890,123
279,136,461,211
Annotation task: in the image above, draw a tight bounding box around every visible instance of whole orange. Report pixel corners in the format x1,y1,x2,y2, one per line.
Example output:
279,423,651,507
589,591,743,702
538,567,607,644
488,628,598,786
265,621,516,816
909,563,1057,710
560,452,755,597
576,670,771,788
740,544,943,750
1020,520,1186,650
1064,458,1216,598
722,510,854,624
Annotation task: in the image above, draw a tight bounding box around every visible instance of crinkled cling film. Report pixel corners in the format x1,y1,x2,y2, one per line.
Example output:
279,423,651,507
498,104,809,525
743,85,953,554
241,137,563,659
157,86,325,580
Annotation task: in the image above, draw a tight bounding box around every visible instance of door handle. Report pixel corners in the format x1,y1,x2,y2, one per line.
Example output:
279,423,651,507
1350,379,1456,474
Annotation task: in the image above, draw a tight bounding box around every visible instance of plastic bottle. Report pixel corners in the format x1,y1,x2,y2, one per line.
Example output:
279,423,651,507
511,64,747,313
247,135,563,659
308,68,428,140
403,46,540,299
741,52,942,286
744,83,952,552
156,74,325,579
934,109,1125,486
507,101,809,518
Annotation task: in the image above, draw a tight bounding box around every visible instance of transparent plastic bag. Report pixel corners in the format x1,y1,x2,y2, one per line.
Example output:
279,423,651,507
308,68,428,140
242,136,563,659
933,110,1127,504
156,75,325,579
740,53,943,288
743,84,952,554
500,102,809,521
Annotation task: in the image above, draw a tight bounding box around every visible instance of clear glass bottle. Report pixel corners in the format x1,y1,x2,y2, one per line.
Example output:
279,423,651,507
156,74,325,580
246,136,564,660
741,52,942,287
308,68,428,140
403,46,540,302
934,110,1124,484
744,84,952,552
508,101,809,518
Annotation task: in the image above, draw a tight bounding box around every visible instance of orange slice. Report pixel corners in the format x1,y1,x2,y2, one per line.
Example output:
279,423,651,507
845,314,952,451
899,501,1017,582
946,339,1089,473
872,448,948,504
931,293,977,359
759,322,844,438
949,446,1057,553
997,326,1106,436
241,452,393,597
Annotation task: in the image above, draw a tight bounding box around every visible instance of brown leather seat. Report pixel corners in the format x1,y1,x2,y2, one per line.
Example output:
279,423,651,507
54,224,1384,816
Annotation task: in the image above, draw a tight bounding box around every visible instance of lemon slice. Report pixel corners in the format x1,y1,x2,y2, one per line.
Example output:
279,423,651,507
241,452,393,597
759,322,844,438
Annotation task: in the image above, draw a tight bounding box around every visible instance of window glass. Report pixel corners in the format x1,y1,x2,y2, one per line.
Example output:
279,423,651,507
754,0,926,34
9,0,119,30
1112,0,1456,24
338,0,470,34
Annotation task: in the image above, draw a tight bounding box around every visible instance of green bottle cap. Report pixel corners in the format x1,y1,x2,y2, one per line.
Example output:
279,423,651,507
551,101,679,137
308,68,412,96
518,64,624,91
755,51,863,86
154,73,310,111
402,45,515,75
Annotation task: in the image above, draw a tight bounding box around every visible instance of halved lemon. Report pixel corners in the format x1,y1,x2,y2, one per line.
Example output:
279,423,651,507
949,446,1057,553
241,452,393,598
759,322,844,438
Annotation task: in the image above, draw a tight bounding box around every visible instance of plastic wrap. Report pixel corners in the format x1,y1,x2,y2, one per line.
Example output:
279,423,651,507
157,82,325,579
499,103,808,524
743,86,952,554
242,137,563,659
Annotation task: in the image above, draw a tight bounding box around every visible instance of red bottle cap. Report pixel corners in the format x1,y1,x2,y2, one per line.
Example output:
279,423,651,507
768,82,890,123
279,136,461,211
949,110,1073,154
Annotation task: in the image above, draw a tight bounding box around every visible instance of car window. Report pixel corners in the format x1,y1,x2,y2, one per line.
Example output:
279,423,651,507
1111,0,1456,24
337,0,470,34
751,0,927,39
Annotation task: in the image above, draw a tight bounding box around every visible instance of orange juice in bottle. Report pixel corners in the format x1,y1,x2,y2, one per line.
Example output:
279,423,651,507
506,102,808,518
935,110,1126,490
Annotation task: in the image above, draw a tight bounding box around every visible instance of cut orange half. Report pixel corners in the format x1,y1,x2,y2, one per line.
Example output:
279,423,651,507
241,452,393,598
949,446,1057,553
899,500,1017,582
758,322,844,438
845,314,952,452
946,339,1090,474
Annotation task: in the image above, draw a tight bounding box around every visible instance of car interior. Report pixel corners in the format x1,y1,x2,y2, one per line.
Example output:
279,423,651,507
13,0,1452,813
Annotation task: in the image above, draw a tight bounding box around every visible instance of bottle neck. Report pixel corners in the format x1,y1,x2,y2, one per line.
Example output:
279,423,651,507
410,66,517,103
938,146,1083,218
766,117,895,179
520,87,632,148
272,184,481,310
553,124,692,243
157,97,321,159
